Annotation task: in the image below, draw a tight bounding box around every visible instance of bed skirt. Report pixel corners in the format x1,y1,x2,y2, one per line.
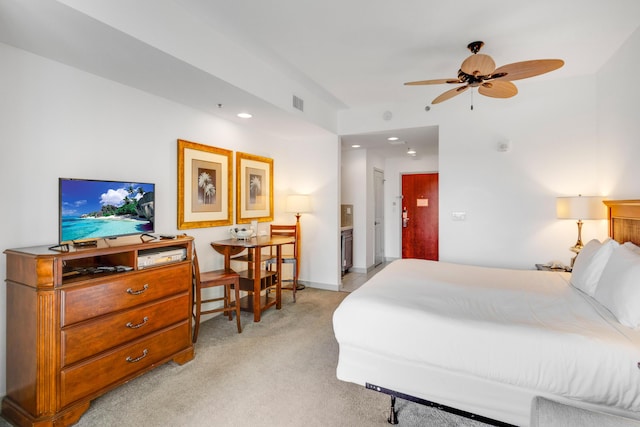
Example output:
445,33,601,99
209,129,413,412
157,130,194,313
337,343,640,427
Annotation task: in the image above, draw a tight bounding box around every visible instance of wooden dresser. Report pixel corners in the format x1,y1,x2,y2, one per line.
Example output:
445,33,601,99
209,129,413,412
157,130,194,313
2,236,195,426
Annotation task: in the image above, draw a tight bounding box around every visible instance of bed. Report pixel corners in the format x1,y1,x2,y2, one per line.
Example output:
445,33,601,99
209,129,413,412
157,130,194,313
333,199,640,426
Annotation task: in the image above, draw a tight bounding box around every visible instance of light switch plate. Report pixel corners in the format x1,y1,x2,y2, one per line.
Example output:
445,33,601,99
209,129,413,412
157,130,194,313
452,211,466,221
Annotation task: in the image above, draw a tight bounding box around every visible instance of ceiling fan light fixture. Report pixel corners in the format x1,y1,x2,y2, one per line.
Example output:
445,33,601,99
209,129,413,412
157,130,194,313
404,41,564,106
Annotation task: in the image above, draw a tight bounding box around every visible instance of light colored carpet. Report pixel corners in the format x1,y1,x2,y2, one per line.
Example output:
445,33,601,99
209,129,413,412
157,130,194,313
1,288,490,426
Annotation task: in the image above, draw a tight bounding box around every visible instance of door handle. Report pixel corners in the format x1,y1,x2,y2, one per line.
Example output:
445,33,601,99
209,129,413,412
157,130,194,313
402,207,409,228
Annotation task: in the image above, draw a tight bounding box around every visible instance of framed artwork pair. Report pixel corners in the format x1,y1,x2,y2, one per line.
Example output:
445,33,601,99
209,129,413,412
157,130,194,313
177,139,273,229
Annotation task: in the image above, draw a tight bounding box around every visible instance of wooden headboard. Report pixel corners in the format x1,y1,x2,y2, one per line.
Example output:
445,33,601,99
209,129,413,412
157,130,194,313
604,199,640,245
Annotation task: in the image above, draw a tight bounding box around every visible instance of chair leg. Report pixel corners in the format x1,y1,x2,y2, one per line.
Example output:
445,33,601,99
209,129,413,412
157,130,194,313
193,286,202,343
224,283,233,321
292,262,297,303
232,278,242,333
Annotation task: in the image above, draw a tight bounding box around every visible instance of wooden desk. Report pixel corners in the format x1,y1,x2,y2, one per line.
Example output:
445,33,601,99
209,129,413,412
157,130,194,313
211,235,295,322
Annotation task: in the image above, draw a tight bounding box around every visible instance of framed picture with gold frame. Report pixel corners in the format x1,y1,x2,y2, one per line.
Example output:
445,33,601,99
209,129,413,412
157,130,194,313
177,139,233,229
236,152,273,224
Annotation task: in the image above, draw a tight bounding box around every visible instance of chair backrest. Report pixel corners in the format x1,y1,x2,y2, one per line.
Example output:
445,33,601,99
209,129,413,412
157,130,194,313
270,224,298,258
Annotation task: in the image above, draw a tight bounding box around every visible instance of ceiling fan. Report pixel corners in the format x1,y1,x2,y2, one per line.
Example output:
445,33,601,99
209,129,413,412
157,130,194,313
405,41,564,106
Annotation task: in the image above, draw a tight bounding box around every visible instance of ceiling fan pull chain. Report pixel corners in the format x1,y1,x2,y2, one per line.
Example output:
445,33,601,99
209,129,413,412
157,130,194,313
470,89,474,110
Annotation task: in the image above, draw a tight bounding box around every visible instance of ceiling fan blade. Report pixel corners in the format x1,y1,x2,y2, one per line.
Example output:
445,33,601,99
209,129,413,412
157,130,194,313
460,53,496,76
478,80,518,99
432,85,469,104
491,59,564,81
404,78,461,86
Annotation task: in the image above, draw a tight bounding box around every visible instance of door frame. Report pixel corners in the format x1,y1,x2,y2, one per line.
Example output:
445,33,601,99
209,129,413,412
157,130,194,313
373,168,385,266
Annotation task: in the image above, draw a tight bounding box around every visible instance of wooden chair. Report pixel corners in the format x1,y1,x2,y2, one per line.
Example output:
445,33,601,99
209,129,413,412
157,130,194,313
192,247,242,342
265,224,299,302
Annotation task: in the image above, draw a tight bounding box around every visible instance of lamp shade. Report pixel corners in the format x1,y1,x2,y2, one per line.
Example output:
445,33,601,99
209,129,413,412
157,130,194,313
556,196,606,220
285,194,311,214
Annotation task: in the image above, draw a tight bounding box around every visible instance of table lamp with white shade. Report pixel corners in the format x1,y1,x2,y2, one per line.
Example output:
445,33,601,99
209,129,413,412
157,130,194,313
556,195,606,263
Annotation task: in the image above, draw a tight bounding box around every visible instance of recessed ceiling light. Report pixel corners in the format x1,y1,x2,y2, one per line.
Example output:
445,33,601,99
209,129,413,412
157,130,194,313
387,137,399,141
351,144,361,148
407,148,417,156
237,112,252,118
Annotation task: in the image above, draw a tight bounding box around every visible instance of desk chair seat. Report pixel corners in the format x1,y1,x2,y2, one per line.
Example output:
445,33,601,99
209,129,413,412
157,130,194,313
192,248,241,342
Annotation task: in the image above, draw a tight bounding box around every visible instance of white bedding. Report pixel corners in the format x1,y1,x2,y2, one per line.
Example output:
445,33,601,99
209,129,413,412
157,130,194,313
333,259,640,422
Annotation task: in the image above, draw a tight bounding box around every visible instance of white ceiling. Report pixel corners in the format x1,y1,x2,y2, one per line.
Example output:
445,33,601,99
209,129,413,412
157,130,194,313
179,0,640,108
340,125,439,159
2,0,639,157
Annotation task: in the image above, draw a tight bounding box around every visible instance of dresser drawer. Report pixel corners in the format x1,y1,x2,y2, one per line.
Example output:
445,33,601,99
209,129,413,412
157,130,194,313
61,262,190,326
61,293,190,366
60,321,190,408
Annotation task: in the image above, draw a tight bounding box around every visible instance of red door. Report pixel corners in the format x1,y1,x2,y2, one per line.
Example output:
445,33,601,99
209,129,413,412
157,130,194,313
401,173,438,260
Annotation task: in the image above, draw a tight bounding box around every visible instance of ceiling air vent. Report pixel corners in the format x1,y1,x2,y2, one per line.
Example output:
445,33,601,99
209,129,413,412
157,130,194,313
292,95,304,112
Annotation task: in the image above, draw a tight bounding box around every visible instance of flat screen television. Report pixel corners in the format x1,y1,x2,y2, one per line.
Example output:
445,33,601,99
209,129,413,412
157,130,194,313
59,178,155,244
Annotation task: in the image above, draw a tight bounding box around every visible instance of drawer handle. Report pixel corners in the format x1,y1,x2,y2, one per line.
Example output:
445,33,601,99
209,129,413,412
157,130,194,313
126,349,148,363
126,284,149,295
125,316,149,329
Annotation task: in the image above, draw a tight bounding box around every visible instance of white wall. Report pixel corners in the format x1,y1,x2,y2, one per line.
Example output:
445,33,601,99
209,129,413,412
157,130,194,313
340,149,367,270
271,135,342,287
341,147,410,272
365,150,385,268
340,73,609,270
596,26,640,196
438,75,604,268
0,42,340,396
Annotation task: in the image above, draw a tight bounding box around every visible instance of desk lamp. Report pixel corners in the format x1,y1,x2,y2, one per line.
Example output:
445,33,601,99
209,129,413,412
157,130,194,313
285,194,311,290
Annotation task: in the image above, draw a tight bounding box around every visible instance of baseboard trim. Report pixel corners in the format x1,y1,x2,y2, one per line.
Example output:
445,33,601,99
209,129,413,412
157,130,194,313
352,258,399,274
303,281,340,292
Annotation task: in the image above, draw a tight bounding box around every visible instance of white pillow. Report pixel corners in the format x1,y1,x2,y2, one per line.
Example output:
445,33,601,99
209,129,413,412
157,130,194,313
594,245,640,328
570,239,618,296
623,241,640,254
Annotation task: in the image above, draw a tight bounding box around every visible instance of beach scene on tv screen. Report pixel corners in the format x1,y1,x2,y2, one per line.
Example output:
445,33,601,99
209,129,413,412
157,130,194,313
61,180,154,242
